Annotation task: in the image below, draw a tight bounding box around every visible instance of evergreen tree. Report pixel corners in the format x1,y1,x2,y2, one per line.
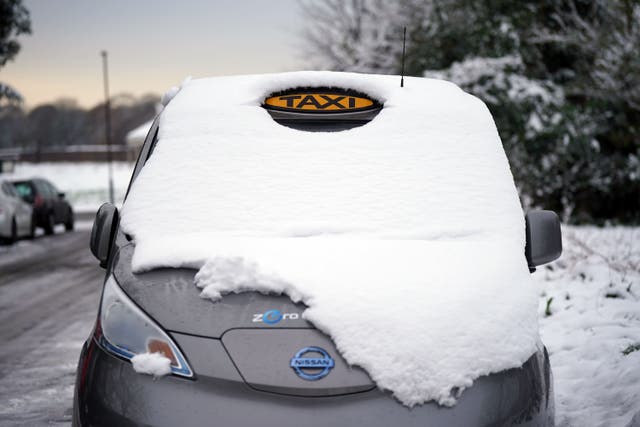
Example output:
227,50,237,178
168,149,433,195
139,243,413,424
0,0,31,104
300,0,640,223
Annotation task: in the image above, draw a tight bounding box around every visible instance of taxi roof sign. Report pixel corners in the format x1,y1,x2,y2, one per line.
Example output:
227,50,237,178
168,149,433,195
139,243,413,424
263,88,382,131
263,88,381,114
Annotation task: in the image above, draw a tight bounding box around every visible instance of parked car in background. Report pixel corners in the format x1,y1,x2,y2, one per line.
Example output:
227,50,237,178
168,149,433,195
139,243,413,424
12,178,74,235
0,179,34,243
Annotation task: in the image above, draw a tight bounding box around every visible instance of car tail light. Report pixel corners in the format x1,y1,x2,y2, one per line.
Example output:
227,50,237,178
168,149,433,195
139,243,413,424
94,275,193,378
34,195,44,207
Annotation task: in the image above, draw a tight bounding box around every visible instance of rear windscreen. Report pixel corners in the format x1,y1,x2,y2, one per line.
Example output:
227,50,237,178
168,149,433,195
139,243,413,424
13,182,34,200
123,73,524,243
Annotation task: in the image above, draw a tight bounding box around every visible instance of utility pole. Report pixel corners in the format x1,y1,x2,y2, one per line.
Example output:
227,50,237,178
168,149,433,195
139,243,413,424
101,50,115,205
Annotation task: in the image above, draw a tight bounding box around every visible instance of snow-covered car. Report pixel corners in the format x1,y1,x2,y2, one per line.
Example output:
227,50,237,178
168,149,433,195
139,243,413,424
74,72,562,427
12,178,74,235
0,179,34,243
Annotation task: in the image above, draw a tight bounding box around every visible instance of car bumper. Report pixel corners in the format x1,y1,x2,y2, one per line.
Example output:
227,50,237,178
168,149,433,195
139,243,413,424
0,212,9,237
74,335,554,427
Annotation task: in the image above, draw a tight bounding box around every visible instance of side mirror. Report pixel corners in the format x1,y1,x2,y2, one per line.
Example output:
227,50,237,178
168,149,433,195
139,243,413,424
58,192,65,198
90,203,119,268
525,210,562,271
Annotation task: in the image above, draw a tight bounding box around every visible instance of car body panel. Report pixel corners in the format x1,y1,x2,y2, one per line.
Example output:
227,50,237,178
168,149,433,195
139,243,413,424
113,243,311,338
0,180,33,239
74,336,553,427
221,328,375,396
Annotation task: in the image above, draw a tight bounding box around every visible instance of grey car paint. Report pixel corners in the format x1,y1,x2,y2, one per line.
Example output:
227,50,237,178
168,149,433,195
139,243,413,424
113,243,311,337
75,319,553,427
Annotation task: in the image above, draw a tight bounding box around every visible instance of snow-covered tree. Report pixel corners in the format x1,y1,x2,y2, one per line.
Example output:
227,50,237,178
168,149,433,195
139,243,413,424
299,0,640,224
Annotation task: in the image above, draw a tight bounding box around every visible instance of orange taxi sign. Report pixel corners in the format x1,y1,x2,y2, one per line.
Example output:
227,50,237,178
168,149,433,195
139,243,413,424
264,90,378,113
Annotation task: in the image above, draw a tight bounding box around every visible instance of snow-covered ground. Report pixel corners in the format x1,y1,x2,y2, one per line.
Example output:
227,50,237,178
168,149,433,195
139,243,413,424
1,162,134,212
0,229,103,426
535,226,640,427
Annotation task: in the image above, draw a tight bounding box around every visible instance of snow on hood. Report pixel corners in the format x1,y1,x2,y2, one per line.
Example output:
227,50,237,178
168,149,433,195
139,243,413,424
121,71,538,406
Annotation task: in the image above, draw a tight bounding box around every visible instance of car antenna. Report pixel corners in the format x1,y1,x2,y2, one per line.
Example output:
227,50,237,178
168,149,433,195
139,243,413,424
400,27,407,88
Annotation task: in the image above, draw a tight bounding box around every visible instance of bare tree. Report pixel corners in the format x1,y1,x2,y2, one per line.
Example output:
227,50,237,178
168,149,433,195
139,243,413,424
299,0,433,73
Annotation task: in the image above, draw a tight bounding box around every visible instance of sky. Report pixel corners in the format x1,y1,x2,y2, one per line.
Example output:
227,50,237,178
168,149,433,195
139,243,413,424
1,0,305,108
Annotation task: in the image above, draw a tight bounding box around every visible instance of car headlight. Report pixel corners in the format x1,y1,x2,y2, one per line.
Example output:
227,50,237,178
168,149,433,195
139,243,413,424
95,275,193,378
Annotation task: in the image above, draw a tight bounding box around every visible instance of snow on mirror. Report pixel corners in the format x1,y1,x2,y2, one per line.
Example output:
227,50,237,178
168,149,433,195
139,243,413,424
121,71,538,407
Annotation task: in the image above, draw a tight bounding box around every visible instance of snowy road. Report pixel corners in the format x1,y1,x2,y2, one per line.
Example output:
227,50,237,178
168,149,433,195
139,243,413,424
0,228,103,426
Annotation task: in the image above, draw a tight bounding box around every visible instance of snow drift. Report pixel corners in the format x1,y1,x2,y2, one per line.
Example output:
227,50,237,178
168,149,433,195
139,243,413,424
131,352,172,377
121,71,539,406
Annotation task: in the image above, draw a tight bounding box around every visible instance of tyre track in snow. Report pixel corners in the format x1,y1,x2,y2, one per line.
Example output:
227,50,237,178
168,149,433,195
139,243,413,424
0,229,103,426
0,266,100,352
0,230,91,283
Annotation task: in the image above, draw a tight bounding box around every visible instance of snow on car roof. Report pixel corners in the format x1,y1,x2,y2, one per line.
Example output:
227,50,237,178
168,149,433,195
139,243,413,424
124,71,523,242
121,71,538,407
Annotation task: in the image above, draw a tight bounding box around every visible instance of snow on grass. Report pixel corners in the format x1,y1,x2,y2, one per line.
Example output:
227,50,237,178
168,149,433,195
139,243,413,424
131,352,172,377
122,72,538,407
535,226,640,427
2,162,134,212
